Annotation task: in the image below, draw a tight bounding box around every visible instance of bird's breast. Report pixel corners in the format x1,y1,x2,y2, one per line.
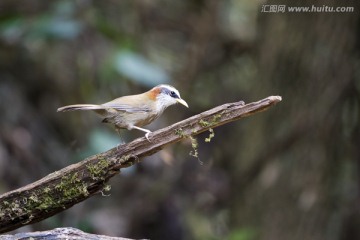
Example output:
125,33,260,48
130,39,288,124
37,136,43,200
112,110,160,128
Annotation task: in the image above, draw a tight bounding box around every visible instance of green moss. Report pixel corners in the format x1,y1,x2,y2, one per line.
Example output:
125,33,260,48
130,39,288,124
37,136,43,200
0,173,91,220
199,119,210,127
119,154,131,164
55,173,89,199
205,128,215,142
199,114,223,128
212,113,222,123
189,136,204,165
36,195,57,211
175,128,186,138
86,158,110,181
10,202,23,216
100,184,112,196
103,184,111,192
43,187,51,194
30,187,58,211
24,176,88,212
29,194,39,203
189,136,199,158
1,196,31,221
198,114,221,143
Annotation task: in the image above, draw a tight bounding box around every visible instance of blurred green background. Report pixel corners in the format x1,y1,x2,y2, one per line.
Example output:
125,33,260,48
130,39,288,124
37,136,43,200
0,0,359,239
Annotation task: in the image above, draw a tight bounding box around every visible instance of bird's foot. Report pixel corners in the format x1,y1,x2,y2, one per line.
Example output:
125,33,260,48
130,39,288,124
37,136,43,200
130,126,152,142
145,131,152,142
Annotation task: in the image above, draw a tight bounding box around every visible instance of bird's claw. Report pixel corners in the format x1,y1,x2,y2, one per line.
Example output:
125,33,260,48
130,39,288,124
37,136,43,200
145,132,152,142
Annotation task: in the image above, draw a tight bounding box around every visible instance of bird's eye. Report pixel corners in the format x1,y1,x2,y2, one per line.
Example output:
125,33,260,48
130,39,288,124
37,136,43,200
170,91,176,96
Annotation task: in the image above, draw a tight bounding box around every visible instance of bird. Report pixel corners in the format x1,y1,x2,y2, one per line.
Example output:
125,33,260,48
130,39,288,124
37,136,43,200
57,84,188,140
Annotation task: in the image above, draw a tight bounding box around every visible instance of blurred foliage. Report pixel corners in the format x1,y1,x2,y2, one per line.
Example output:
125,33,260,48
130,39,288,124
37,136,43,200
0,1,83,42
114,50,170,87
0,0,360,239
228,228,256,240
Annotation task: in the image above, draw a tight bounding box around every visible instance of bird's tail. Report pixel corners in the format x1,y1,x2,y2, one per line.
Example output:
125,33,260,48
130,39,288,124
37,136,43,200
57,104,105,112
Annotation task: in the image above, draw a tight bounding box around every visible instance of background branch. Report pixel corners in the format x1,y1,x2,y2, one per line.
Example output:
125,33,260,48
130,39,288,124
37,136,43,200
0,96,281,233
1,227,137,240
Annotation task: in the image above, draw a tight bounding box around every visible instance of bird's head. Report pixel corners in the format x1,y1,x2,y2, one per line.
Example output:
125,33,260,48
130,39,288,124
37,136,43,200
148,84,188,111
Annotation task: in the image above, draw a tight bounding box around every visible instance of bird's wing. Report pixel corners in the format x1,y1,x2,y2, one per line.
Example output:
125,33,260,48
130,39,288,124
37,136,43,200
101,103,151,113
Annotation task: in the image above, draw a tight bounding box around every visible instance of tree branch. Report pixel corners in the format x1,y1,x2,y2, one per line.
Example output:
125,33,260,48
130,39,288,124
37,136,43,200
0,227,137,240
0,96,281,233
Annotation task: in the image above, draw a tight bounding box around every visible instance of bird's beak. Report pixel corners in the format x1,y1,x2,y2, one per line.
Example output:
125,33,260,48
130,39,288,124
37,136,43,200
176,98,189,108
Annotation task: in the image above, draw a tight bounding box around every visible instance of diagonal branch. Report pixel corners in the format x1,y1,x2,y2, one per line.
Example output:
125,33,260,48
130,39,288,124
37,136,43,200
0,96,281,233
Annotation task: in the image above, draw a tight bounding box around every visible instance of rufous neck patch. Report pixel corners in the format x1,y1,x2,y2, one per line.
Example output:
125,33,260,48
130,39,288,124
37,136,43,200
147,87,161,101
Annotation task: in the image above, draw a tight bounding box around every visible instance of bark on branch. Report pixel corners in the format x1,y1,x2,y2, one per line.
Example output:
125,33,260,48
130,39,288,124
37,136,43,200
0,96,281,233
1,227,137,240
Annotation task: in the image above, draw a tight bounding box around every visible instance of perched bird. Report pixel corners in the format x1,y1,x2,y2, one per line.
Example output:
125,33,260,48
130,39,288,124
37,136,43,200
57,84,188,140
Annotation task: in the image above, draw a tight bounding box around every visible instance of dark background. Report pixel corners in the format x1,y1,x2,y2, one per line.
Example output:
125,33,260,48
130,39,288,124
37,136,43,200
1,0,360,239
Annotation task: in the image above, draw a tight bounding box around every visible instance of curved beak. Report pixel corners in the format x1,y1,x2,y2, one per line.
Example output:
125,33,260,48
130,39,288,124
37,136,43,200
176,98,189,108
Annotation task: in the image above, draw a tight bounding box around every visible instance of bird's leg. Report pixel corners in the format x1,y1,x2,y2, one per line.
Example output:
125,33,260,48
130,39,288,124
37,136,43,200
115,127,125,149
115,127,121,138
131,126,152,141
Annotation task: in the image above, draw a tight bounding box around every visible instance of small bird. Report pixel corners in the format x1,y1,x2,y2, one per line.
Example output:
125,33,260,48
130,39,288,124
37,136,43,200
57,84,188,140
